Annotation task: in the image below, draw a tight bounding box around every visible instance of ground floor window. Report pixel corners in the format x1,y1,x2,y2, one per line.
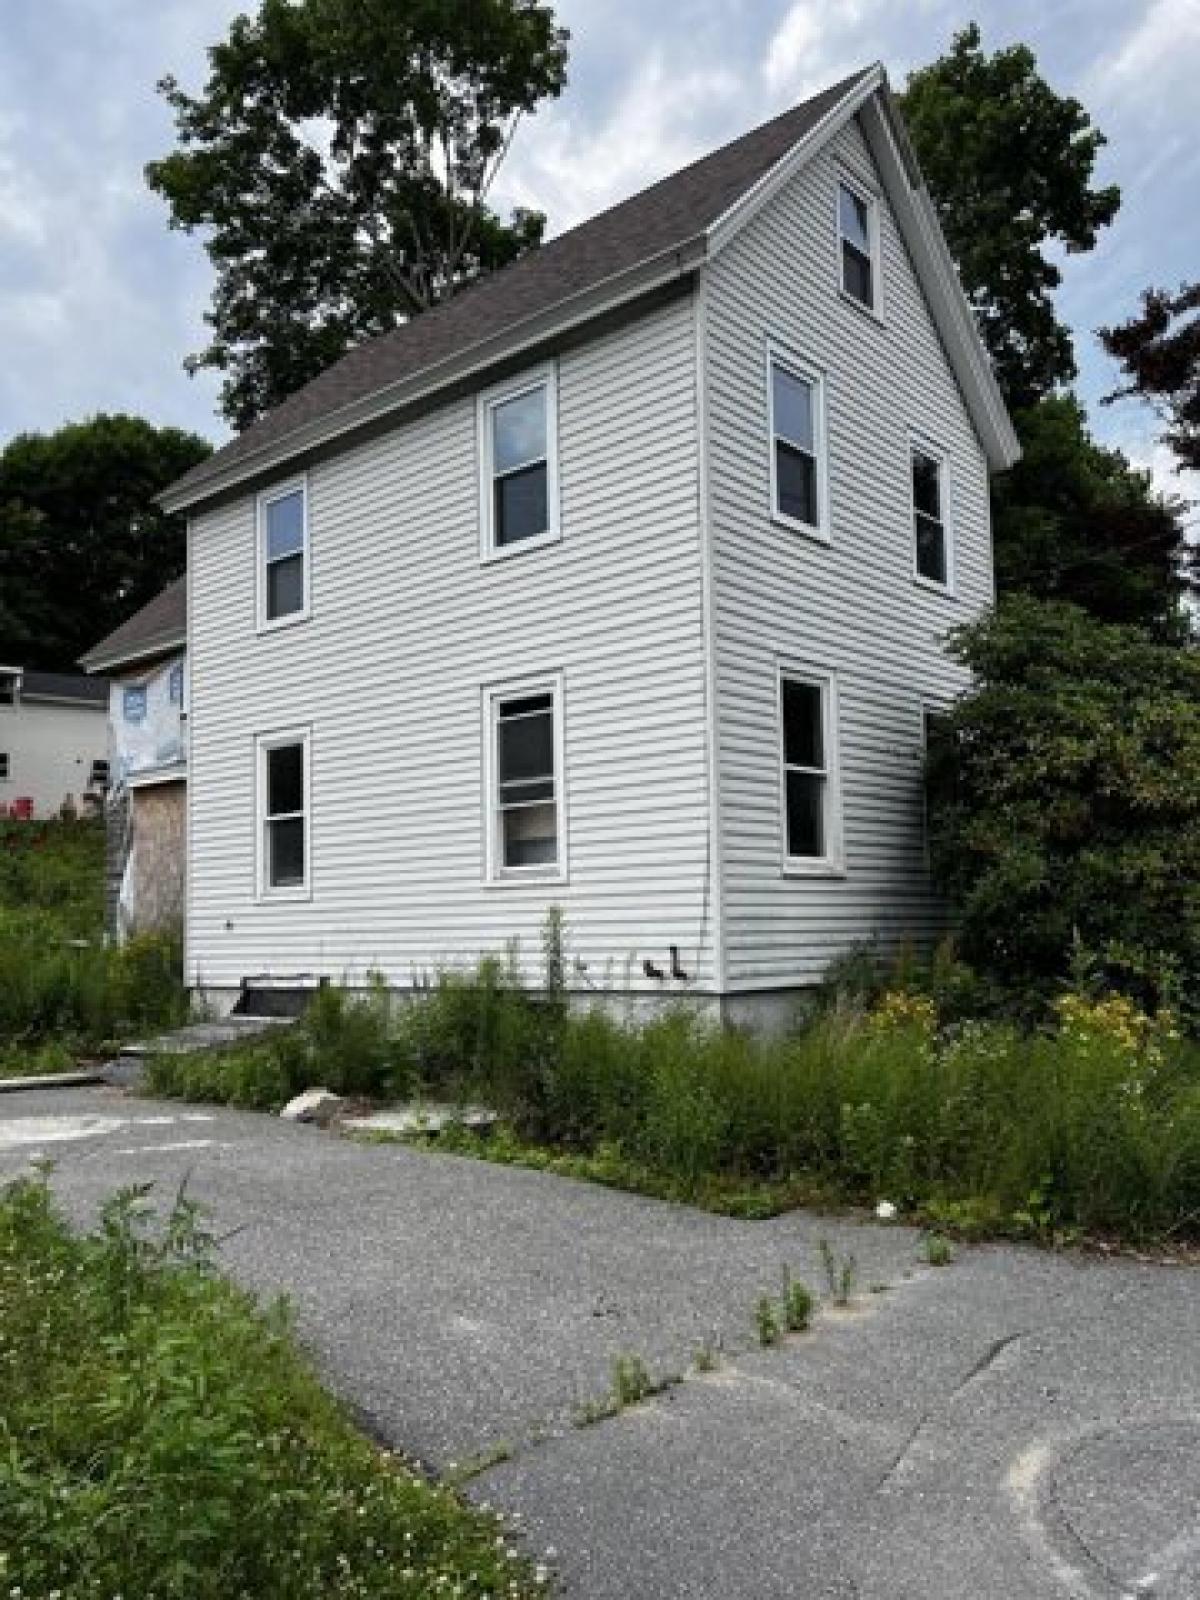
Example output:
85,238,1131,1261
257,729,310,897
779,667,842,872
485,675,564,880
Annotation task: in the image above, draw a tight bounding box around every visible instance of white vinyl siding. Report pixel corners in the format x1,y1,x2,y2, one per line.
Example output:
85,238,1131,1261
257,479,309,630
186,292,714,992
705,114,993,987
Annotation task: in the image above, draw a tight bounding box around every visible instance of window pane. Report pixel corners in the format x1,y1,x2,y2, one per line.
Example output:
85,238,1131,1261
915,513,947,585
267,742,304,818
498,704,553,785
495,461,548,545
268,817,305,887
266,490,305,561
786,771,825,859
492,387,546,475
771,364,813,451
775,440,817,526
838,183,870,254
912,451,941,519
783,679,824,769
267,552,305,619
842,242,873,306
502,801,557,868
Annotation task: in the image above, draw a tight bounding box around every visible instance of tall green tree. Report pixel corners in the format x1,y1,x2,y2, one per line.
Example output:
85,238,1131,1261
147,0,570,429
901,24,1120,411
0,416,211,671
1101,280,1200,474
993,396,1195,635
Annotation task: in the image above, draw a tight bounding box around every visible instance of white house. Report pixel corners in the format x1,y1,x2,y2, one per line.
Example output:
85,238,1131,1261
159,64,1019,1025
0,667,108,820
79,578,188,940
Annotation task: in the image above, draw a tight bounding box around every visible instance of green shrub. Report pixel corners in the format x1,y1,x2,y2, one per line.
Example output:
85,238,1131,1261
0,1175,545,1599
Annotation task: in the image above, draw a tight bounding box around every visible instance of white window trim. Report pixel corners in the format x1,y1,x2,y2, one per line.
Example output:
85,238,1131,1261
478,364,561,564
482,670,568,886
777,662,845,878
256,475,311,634
919,696,952,872
834,167,884,322
908,434,956,597
766,342,830,544
255,726,312,902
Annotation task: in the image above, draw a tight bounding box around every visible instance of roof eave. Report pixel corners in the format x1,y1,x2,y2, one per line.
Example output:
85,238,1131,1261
160,237,709,516
79,629,187,676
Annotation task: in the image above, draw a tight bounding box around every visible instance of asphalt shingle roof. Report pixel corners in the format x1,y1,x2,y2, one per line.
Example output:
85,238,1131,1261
20,670,109,706
167,67,873,505
78,576,187,672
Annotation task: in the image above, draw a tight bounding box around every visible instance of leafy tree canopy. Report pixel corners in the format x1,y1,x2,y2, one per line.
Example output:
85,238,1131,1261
1101,280,1200,475
901,23,1120,410
147,0,570,429
993,395,1195,635
0,415,211,671
927,596,1200,1011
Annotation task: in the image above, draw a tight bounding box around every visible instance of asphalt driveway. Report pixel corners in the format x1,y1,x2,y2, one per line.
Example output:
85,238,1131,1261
3,1085,1198,1599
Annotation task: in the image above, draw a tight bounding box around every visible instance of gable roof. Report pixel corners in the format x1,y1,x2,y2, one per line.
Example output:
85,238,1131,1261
78,577,187,675
162,64,1017,514
19,670,108,708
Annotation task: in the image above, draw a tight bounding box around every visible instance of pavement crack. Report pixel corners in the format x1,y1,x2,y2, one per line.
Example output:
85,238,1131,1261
949,1329,1025,1400
877,1332,1026,1494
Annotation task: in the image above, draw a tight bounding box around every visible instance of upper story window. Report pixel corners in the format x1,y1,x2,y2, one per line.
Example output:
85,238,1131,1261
911,443,952,590
479,367,559,560
258,729,310,897
837,178,879,312
258,480,309,629
168,661,185,706
485,675,565,881
779,668,842,873
123,686,147,725
768,349,827,539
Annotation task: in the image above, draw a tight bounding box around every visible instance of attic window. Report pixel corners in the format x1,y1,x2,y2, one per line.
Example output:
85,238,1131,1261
837,179,878,311
479,367,559,560
258,480,309,628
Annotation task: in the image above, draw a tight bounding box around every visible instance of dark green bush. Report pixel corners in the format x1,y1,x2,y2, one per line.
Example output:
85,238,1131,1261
927,597,1200,1019
0,1175,544,1599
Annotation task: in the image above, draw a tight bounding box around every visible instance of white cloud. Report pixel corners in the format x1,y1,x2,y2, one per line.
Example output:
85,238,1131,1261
1087,0,1200,97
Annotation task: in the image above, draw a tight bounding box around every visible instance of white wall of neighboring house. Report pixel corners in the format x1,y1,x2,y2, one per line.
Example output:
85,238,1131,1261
0,677,108,820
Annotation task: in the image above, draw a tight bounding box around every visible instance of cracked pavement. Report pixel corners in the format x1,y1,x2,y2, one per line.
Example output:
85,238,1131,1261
3,1085,1198,1598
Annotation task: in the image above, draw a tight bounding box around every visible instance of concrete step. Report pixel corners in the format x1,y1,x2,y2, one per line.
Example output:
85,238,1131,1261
117,1015,296,1060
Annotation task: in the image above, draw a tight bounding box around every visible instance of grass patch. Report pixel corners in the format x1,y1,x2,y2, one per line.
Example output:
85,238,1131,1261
0,1172,549,1599
145,920,1200,1247
0,819,186,1066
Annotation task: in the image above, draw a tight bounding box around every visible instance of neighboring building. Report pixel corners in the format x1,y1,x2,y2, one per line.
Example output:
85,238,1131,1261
79,578,188,941
159,64,1020,1025
0,666,108,819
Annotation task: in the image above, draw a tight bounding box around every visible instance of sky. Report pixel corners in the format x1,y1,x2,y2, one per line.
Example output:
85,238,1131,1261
0,0,1196,506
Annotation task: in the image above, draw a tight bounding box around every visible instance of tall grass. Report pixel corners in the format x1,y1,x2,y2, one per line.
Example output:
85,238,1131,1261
148,949,1200,1242
0,1174,545,1599
0,819,185,1055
